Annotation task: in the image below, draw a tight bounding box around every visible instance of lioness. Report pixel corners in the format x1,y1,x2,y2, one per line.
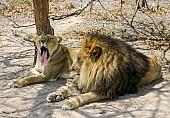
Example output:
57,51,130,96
46,33,162,110
9,34,79,87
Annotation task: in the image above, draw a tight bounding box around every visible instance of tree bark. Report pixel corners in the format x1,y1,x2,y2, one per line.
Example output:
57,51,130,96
33,0,54,35
136,0,149,9
32,0,54,65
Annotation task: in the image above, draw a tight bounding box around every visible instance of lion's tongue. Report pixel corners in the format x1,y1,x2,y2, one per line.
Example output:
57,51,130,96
41,50,48,65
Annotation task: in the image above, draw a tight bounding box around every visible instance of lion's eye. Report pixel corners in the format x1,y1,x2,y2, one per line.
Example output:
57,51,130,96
77,56,84,64
76,56,80,61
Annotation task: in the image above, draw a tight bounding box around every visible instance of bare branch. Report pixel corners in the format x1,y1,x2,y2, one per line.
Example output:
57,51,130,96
120,0,140,35
2,15,35,28
50,0,96,20
13,24,35,28
141,10,164,40
161,43,170,63
130,0,140,26
97,0,117,19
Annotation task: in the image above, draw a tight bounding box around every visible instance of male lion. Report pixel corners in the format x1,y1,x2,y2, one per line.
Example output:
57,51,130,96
9,34,79,88
46,33,162,110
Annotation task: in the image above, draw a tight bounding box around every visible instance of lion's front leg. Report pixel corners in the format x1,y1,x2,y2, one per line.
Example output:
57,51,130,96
62,92,107,110
46,83,81,103
46,86,69,102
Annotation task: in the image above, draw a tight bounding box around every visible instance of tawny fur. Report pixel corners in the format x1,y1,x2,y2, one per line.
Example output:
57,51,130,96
77,33,162,98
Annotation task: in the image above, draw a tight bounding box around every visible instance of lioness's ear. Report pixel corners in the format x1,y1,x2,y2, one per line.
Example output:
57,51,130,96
90,46,102,62
33,34,39,42
55,35,62,43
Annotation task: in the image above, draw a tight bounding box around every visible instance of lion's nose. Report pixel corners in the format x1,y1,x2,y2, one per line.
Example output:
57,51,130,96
41,40,45,43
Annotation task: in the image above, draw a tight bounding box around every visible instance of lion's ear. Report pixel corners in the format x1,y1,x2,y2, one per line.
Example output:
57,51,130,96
55,35,62,43
90,46,102,62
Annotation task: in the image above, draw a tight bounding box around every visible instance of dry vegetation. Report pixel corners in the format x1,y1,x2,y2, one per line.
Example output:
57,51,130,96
0,0,170,117
1,0,169,61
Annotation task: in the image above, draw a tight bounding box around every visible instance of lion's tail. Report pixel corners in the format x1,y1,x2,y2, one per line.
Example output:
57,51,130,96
139,57,162,86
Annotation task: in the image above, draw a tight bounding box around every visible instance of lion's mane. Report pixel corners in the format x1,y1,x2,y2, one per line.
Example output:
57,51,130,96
78,33,150,98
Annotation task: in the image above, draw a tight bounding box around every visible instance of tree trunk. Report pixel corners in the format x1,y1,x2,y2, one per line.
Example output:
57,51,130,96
136,0,149,9
33,0,54,35
32,0,54,65
141,0,148,8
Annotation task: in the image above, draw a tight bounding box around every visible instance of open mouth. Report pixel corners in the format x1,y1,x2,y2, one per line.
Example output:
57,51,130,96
40,46,50,65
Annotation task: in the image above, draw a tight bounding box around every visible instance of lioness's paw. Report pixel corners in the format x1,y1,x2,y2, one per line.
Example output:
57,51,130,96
46,92,64,102
8,81,22,88
62,100,78,110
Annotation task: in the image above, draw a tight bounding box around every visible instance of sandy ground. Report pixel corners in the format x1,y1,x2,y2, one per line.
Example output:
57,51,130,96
0,0,170,118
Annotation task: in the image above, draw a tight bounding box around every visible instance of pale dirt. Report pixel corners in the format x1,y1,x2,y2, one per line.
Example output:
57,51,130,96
0,0,170,118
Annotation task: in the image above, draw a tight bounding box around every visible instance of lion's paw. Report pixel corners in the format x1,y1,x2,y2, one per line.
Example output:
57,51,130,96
8,81,22,88
62,100,78,110
46,92,65,102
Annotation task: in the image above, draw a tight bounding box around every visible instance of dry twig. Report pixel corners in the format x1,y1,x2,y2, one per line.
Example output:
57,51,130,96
97,0,117,19
120,0,139,35
141,10,164,40
2,14,35,28
50,0,96,20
